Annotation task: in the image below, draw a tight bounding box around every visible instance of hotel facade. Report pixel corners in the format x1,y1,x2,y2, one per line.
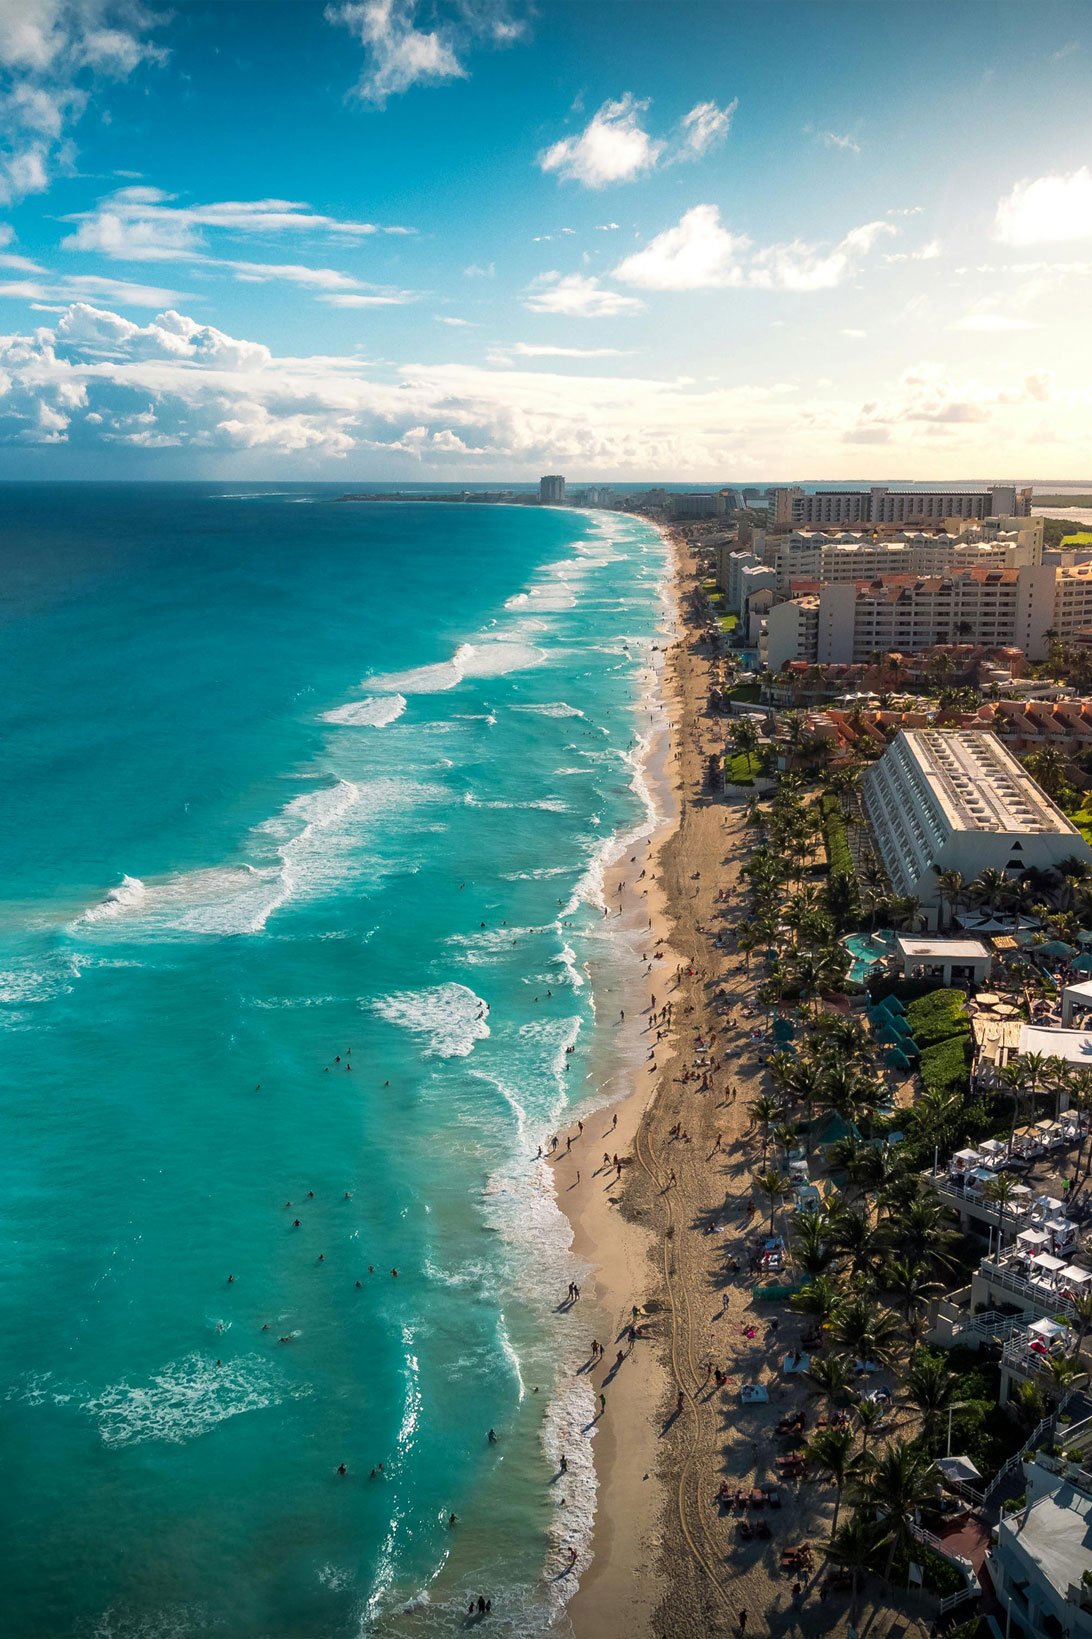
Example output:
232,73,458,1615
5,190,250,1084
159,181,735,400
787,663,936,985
861,729,1091,926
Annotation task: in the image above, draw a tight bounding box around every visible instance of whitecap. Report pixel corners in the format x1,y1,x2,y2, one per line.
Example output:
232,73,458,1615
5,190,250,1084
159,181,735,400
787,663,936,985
74,778,427,938
510,702,585,719
372,982,489,1058
368,641,545,695
84,1352,309,1448
321,693,406,727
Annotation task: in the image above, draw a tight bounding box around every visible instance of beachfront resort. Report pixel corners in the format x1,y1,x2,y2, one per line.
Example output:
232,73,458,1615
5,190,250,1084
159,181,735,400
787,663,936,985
580,489,1092,1639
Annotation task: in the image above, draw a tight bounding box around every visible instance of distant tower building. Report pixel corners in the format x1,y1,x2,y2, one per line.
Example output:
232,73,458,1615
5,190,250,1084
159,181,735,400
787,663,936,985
540,474,565,504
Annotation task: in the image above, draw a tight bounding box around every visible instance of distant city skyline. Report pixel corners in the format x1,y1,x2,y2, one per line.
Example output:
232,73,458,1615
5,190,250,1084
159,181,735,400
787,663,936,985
1,0,1091,480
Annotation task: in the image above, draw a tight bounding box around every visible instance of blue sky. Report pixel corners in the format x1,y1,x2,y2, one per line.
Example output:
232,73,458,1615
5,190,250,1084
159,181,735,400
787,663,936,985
1,0,1091,480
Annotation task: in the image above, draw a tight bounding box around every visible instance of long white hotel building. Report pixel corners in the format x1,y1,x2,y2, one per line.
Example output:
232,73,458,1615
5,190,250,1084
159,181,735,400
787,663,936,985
862,729,1091,925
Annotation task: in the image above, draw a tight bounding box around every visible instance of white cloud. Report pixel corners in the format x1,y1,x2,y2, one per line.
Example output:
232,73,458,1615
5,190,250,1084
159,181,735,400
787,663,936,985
0,272,188,308
503,343,631,358
226,262,364,290
318,288,421,306
62,187,412,260
0,300,1084,474
539,93,737,189
820,130,860,154
327,0,522,105
0,2,166,204
613,204,894,292
884,240,941,264
463,261,495,278
434,314,477,327
523,272,643,317
995,166,1092,246
595,222,620,232
841,328,867,338
539,95,663,189
678,98,737,157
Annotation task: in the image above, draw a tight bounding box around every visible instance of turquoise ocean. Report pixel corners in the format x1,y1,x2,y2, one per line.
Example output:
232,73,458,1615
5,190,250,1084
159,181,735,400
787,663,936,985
0,484,668,1638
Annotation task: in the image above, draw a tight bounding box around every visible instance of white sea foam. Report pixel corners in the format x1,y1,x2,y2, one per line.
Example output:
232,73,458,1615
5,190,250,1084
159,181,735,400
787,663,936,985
321,693,406,727
510,702,585,719
372,982,489,1058
500,864,574,881
504,587,576,613
75,777,424,938
84,1352,309,1447
369,641,545,695
463,794,570,813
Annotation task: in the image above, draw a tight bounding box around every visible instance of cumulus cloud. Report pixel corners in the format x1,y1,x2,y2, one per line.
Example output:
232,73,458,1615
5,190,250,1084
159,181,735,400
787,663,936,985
994,165,1092,245
613,204,894,292
539,94,737,188
522,272,643,317
0,1,166,204
327,0,524,105
539,95,664,189
0,301,1080,475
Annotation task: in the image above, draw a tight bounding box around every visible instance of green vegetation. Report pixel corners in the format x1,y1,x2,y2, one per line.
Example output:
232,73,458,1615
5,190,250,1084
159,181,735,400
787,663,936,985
905,989,969,1050
725,750,756,786
1037,494,1092,508
725,681,760,703
1043,517,1086,551
1067,800,1092,847
820,792,855,879
919,1034,972,1101
1063,531,1092,546
717,613,739,632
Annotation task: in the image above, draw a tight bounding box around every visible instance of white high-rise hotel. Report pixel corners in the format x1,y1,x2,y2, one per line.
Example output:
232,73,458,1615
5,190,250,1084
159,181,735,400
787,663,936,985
862,730,1091,927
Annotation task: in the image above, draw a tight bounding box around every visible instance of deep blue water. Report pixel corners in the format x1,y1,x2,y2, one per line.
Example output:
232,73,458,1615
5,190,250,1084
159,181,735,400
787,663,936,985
0,484,667,1638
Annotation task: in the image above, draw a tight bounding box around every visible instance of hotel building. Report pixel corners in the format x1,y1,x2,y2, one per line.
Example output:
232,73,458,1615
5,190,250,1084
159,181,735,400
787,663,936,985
766,484,1032,529
861,729,1090,925
769,524,1043,596
539,474,565,503
763,561,1092,671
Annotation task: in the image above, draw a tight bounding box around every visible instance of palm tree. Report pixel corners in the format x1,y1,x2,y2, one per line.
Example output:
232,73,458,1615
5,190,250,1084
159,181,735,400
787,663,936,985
884,1256,943,1331
807,1352,854,1409
746,1093,780,1166
827,1206,882,1282
791,1211,835,1278
934,867,966,932
904,1350,961,1441
826,1512,883,1626
853,1395,886,1460
729,715,760,778
792,1272,844,1328
754,1168,790,1236
983,1173,1021,1251
859,1440,937,1580
1070,1289,1092,1360
972,866,1011,918
831,1295,901,1369
806,1426,862,1537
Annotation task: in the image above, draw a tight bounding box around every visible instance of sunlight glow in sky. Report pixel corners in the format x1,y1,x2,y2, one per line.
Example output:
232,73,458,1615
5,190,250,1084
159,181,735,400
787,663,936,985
0,0,1090,480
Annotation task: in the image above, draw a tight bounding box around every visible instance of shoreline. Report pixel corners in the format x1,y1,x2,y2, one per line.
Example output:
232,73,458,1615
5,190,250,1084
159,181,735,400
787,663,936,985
549,521,684,1637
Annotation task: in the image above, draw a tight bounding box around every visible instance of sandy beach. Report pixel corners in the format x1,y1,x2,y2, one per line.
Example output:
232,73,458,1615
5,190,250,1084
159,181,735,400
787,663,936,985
554,532,934,1639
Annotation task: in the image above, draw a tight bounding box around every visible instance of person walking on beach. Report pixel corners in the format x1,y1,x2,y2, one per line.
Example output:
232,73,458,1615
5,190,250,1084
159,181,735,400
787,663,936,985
738,1612,748,1634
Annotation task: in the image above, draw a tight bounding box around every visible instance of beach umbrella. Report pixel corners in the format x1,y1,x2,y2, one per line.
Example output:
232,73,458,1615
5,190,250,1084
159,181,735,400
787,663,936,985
885,1048,913,1071
1038,941,1077,959
1078,930,1092,946
1072,953,1092,973
878,993,906,1015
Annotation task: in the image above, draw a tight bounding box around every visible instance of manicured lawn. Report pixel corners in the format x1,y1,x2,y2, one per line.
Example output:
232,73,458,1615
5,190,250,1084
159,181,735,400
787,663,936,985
1062,531,1092,546
725,751,756,785
718,613,739,632
1067,803,1092,845
726,682,761,703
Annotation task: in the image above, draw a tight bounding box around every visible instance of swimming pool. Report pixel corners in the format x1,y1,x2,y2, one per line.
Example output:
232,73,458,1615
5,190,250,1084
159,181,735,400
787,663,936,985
843,931,897,985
